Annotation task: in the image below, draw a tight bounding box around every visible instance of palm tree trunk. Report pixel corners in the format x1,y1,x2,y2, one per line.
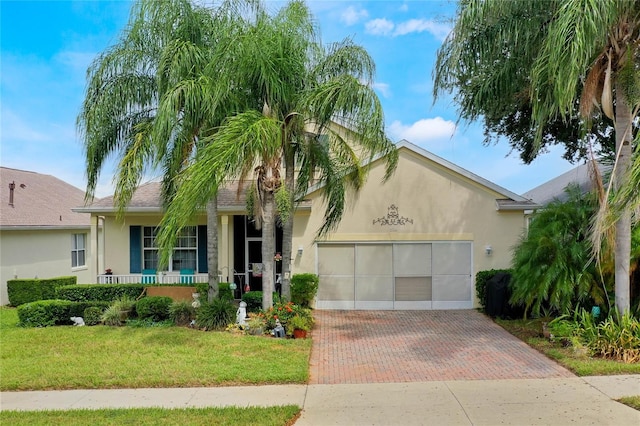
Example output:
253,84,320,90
206,198,219,302
613,84,632,314
281,154,295,301
261,191,275,310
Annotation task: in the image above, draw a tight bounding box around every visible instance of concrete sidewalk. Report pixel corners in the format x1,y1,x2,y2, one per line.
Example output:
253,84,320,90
1,375,638,425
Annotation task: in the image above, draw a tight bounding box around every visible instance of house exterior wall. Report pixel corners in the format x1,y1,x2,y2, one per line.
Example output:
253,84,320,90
290,148,526,307
0,229,92,304
97,214,234,279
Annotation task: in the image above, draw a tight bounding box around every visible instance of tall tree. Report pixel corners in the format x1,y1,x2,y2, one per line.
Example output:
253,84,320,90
434,0,639,313
78,0,241,301
156,0,397,310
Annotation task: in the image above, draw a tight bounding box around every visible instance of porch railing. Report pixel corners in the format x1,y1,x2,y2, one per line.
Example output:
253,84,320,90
97,273,214,285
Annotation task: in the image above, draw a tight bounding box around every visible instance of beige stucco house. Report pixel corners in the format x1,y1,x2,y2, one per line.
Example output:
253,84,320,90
0,167,92,304
75,140,538,310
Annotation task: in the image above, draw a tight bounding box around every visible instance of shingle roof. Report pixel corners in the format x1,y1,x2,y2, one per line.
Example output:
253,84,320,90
0,167,90,229
77,180,311,214
523,161,608,206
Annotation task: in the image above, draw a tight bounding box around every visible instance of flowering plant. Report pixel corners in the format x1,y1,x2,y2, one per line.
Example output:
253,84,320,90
273,252,282,262
263,301,313,331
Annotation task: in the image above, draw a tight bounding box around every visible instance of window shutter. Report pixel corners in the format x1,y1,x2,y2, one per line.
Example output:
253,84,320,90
130,226,142,273
198,225,208,273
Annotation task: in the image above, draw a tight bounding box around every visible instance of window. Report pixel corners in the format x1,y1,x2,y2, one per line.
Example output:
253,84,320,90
142,226,197,271
71,234,86,268
143,227,159,271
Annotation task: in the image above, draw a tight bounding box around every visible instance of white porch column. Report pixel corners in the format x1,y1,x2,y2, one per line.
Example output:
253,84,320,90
221,215,230,282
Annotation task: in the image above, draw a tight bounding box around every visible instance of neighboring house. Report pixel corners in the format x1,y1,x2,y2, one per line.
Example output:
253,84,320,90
523,161,608,206
75,140,539,310
0,167,92,304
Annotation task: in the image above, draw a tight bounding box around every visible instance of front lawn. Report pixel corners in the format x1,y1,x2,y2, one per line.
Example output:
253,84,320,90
495,317,640,376
0,406,301,426
0,307,311,391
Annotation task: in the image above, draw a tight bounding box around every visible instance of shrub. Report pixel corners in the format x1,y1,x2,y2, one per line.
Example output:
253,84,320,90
8,276,77,306
195,298,236,330
57,284,145,302
101,297,136,326
263,301,313,332
549,309,640,363
169,300,195,326
16,300,109,327
291,273,319,307
83,306,104,326
17,300,73,327
136,296,172,321
218,282,234,301
242,291,263,312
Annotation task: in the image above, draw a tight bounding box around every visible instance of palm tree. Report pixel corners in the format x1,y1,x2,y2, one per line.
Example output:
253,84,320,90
156,0,397,310
78,0,243,301
530,0,639,314
435,0,639,313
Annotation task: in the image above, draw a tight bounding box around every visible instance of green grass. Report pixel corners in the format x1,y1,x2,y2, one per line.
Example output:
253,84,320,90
495,317,640,376
618,396,640,411
0,307,311,391
0,406,301,426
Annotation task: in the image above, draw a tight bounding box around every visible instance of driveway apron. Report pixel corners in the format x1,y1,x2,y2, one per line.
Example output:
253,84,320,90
309,310,574,384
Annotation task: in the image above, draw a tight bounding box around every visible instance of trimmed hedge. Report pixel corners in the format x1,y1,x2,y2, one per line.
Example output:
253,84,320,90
242,291,263,312
476,269,513,310
17,300,110,327
193,282,233,300
136,296,172,321
56,284,146,302
291,273,319,307
7,276,77,306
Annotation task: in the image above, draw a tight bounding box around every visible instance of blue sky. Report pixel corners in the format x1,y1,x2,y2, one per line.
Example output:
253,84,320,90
1,0,577,199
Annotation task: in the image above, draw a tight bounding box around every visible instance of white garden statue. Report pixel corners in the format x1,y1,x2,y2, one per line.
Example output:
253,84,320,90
236,301,248,326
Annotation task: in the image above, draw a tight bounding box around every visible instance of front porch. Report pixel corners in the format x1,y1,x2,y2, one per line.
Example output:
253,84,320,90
97,272,212,285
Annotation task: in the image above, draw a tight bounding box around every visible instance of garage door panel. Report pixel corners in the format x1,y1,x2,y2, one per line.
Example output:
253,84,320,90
395,276,432,301
355,276,393,301
394,244,431,276
432,275,471,302
355,245,392,276
317,276,354,300
318,245,354,275
317,242,472,310
432,242,471,275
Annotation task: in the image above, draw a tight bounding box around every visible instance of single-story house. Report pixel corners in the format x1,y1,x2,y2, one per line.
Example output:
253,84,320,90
0,167,92,304
74,140,540,309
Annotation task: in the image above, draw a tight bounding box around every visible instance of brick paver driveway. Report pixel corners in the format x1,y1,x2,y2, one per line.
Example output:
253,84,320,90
309,310,574,384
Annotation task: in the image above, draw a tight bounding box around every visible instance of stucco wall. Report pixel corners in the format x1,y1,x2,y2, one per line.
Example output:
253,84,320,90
291,148,527,307
0,229,92,305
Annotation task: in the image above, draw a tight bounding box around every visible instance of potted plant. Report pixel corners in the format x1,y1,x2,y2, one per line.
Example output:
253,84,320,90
288,314,311,339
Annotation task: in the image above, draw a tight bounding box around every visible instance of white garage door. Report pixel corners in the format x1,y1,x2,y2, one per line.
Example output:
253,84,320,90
316,242,472,310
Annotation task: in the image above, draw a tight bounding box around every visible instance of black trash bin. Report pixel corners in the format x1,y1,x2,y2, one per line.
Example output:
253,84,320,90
485,272,511,318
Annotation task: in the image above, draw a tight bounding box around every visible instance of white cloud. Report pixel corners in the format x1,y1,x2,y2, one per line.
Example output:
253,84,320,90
387,117,456,145
399,3,409,12
373,82,391,98
394,19,452,41
365,18,394,36
341,6,368,26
